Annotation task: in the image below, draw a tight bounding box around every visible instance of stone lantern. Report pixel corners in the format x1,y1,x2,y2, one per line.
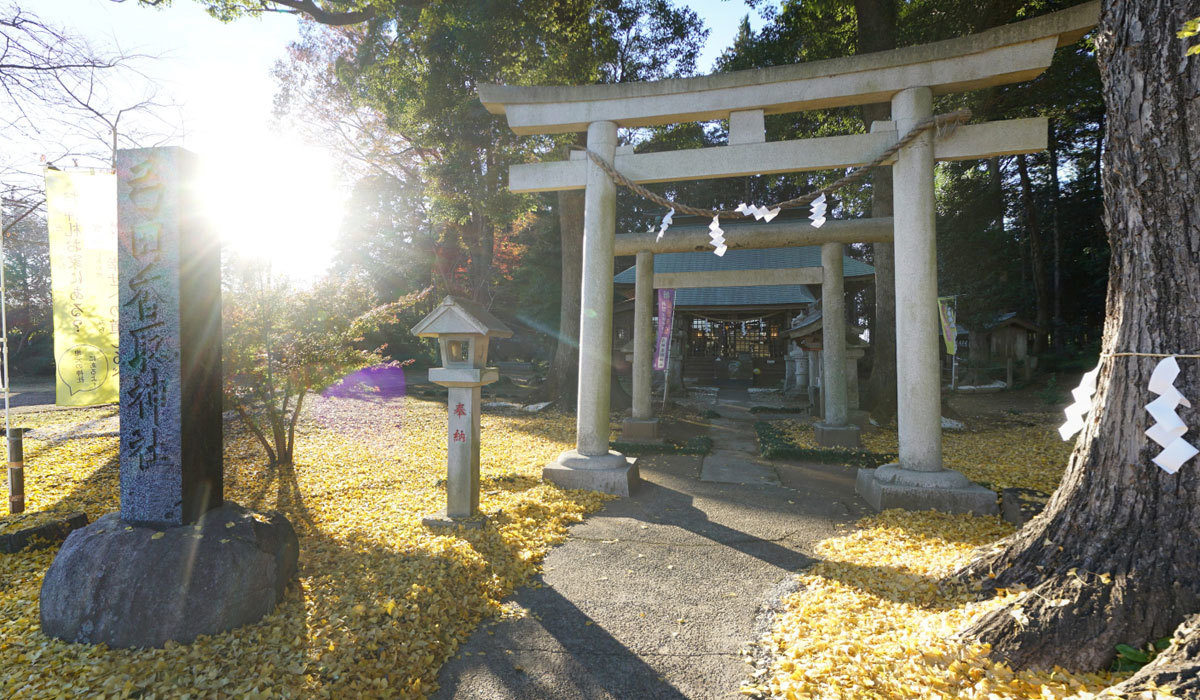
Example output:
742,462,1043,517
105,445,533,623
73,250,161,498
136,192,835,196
411,296,513,527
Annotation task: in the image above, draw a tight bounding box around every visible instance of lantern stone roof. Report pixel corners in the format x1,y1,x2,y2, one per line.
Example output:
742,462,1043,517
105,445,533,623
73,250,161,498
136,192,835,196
784,307,868,345
411,296,514,339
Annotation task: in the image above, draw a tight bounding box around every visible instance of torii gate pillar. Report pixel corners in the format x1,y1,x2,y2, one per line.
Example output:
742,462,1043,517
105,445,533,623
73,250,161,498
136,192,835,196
855,87,996,515
543,121,639,496
814,242,860,447
622,250,659,441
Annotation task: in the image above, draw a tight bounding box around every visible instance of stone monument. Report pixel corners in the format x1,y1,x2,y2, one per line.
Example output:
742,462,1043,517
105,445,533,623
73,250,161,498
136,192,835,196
116,147,223,525
39,147,299,648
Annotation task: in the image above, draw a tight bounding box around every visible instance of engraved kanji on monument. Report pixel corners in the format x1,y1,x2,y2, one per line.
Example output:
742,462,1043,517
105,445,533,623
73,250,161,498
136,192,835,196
116,147,223,525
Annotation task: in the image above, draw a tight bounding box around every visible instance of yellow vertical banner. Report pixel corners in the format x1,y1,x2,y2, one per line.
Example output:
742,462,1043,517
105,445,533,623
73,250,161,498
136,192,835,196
937,296,958,356
46,169,119,405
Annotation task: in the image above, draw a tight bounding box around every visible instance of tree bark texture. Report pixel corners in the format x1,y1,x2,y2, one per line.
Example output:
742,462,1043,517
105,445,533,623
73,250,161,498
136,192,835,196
958,0,1200,675
1048,121,1063,351
855,0,898,424
1017,154,1051,354
987,157,1005,228
546,188,585,407
865,153,897,423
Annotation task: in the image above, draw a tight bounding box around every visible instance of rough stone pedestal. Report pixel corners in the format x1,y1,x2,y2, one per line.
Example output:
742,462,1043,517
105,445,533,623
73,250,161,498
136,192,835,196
620,418,659,442
814,421,862,448
855,464,998,515
40,502,298,648
543,450,639,497
847,410,872,430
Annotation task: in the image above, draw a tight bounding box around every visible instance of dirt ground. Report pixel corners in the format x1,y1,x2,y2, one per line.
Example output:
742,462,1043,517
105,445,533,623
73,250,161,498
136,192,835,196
945,369,1081,430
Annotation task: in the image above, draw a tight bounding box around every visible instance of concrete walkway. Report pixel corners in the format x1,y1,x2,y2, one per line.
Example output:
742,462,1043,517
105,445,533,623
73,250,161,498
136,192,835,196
433,391,867,699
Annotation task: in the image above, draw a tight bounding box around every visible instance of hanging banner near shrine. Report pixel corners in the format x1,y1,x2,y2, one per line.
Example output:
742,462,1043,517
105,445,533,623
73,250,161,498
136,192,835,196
937,296,958,356
46,168,119,406
653,289,676,371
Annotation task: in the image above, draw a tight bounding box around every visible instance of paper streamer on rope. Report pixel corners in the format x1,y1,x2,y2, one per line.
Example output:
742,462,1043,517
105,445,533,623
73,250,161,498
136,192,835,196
708,216,726,257
656,208,674,242
809,193,827,228
1058,362,1101,440
735,202,781,222
1145,356,1197,474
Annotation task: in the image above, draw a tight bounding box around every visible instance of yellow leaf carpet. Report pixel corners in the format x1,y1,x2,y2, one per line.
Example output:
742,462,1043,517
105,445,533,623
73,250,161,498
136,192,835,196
0,395,609,698
752,416,1155,699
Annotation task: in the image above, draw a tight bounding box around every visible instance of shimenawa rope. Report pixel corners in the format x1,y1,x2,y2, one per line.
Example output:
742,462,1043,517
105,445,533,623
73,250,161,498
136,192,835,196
568,108,973,218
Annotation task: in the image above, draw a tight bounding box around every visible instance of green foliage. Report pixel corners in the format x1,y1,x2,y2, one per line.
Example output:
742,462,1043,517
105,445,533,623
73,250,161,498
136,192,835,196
1034,375,1064,405
222,257,426,465
1111,638,1171,672
610,435,713,455
0,204,52,376
755,421,895,467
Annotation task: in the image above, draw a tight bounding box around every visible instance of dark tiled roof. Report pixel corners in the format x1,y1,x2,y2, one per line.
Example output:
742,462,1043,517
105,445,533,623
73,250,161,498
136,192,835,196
613,246,873,284
674,285,816,307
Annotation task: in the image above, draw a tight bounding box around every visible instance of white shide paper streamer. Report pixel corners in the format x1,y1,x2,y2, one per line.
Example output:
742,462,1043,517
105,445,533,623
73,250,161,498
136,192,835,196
735,202,781,222
1058,362,1101,440
1145,356,1197,474
809,193,827,228
709,215,727,257
656,208,674,242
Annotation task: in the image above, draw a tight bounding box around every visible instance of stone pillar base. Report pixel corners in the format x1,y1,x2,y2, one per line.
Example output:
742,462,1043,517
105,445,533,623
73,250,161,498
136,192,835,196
40,502,298,648
814,422,862,448
847,410,872,430
422,510,487,530
543,450,639,497
621,418,660,442
856,464,998,515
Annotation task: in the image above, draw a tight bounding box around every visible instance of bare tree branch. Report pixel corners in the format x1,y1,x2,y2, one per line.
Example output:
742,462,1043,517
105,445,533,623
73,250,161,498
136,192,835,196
1,2,181,191
1,197,44,234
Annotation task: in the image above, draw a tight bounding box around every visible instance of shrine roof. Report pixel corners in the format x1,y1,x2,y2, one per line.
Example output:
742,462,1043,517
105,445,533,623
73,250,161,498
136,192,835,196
673,285,817,308
613,246,873,284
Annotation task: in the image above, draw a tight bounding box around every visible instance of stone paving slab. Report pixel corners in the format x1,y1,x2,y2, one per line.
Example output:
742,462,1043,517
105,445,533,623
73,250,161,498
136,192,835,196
434,390,862,699
699,450,780,486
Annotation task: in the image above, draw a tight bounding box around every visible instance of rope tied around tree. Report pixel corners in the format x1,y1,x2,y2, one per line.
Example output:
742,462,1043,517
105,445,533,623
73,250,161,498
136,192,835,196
568,108,972,219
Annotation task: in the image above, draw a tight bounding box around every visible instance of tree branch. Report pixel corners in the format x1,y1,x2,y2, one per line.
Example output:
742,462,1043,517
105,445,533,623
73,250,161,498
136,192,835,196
257,0,376,26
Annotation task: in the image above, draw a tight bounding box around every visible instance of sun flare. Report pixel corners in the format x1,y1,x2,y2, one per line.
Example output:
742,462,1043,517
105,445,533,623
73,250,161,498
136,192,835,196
199,133,345,282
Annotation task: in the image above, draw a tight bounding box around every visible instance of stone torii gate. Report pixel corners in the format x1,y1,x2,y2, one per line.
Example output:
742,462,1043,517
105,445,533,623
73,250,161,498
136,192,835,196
478,3,1098,512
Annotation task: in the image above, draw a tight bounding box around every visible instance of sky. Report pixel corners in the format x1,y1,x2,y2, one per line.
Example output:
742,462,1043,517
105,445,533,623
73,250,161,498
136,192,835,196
22,0,779,281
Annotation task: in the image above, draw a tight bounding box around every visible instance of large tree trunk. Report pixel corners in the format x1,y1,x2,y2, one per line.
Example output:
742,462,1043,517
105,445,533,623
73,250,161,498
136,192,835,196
545,187,585,407
1048,121,1063,351
865,158,897,422
855,0,898,423
464,213,494,302
956,0,1200,675
1016,154,1051,354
